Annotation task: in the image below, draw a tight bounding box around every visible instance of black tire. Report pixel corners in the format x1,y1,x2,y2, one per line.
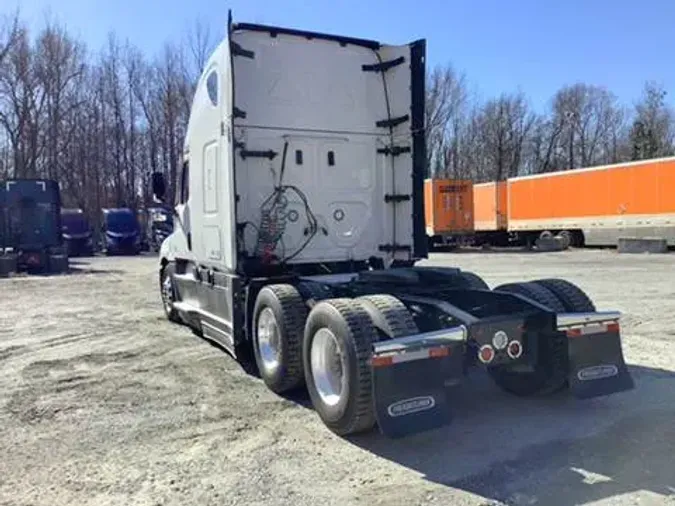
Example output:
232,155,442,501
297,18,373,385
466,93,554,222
356,294,419,340
48,254,69,274
0,255,17,278
489,281,568,396
159,262,181,323
533,278,595,312
556,230,572,249
493,281,566,312
252,284,308,394
297,281,333,305
458,270,490,290
303,298,377,436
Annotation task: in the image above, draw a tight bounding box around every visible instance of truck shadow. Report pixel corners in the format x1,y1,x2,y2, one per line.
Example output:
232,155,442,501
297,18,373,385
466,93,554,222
344,364,675,505
67,263,126,276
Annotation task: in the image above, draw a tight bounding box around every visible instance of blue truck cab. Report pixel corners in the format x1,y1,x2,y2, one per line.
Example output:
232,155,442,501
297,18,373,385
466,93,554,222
61,208,94,257
101,208,142,255
0,179,68,275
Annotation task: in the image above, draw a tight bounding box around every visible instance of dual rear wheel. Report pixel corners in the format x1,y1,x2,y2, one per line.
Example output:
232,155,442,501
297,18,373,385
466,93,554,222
247,274,596,434
489,278,595,396
251,287,419,436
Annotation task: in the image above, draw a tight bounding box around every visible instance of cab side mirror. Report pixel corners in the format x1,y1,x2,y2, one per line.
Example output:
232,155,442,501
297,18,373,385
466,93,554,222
151,172,166,202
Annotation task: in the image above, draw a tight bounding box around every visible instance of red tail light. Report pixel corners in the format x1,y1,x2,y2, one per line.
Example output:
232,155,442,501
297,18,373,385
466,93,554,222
507,340,523,359
478,344,495,364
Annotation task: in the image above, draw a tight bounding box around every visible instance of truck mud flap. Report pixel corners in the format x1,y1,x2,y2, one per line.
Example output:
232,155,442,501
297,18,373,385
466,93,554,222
370,329,466,438
566,321,634,399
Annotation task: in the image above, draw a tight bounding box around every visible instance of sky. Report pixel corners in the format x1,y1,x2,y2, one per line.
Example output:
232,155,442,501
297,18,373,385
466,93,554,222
4,0,675,112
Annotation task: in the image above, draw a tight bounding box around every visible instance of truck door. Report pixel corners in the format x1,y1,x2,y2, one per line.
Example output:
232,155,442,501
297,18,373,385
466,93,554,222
188,39,236,271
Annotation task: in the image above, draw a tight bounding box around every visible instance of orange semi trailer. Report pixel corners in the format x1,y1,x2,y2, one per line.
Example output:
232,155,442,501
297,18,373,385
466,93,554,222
424,178,474,247
472,156,675,247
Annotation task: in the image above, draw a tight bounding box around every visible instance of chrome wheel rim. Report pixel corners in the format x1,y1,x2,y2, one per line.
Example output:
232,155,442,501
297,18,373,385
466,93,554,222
257,307,280,374
310,328,346,407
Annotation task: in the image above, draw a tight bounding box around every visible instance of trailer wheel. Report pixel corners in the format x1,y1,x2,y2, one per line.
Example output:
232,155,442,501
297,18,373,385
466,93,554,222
356,294,418,340
533,278,595,312
489,281,568,396
252,284,308,394
159,263,181,323
556,231,572,249
303,298,377,436
458,271,490,290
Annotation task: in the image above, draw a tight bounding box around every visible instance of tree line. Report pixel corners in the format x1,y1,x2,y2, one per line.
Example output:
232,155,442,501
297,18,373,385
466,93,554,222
0,11,214,220
1,11,674,222
426,66,675,182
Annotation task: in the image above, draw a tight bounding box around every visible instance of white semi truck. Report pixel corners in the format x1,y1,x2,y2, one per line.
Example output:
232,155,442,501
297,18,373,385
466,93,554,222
150,12,634,438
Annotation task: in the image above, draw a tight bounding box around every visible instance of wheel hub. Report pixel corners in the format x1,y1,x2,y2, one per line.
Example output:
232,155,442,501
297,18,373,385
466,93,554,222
311,328,347,407
257,307,281,374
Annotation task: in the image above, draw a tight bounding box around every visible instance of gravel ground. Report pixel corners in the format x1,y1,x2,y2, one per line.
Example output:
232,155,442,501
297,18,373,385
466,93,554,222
1,249,674,506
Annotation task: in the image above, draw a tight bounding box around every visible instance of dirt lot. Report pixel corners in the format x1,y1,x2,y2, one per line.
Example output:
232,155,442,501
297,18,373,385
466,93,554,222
1,249,674,506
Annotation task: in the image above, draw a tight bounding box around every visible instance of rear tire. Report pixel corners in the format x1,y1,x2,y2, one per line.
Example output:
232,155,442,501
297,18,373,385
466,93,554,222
303,298,377,436
252,284,308,394
493,281,565,312
160,263,181,323
458,271,490,290
533,278,595,312
489,281,569,396
0,255,17,278
48,254,68,274
356,294,418,340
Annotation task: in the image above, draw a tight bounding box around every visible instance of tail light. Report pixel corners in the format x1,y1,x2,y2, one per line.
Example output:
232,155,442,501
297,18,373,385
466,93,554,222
507,340,523,359
478,344,495,364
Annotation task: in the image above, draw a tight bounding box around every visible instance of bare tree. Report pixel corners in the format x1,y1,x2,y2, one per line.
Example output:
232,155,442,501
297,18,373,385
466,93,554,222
0,25,46,178
629,81,675,160
0,10,20,70
186,18,215,79
473,92,536,181
424,63,469,177
549,83,626,170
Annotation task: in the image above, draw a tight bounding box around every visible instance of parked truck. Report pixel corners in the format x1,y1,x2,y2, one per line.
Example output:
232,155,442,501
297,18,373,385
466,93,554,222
61,208,95,257
0,179,69,275
100,208,142,255
151,14,634,439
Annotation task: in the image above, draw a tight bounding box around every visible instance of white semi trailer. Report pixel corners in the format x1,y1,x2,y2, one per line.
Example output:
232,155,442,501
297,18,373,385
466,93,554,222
150,12,634,438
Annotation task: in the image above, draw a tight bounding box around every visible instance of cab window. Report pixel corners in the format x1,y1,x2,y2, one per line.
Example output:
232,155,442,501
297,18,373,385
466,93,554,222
177,160,190,205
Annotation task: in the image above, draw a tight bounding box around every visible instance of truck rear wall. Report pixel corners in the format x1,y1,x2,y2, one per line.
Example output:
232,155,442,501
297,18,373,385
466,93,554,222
424,179,474,236
472,181,507,231
507,157,675,243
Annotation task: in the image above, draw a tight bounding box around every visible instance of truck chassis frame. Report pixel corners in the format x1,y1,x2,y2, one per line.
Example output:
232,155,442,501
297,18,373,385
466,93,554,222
160,261,634,438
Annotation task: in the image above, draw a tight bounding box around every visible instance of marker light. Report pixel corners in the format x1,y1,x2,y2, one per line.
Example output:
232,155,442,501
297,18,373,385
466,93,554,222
492,330,509,350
